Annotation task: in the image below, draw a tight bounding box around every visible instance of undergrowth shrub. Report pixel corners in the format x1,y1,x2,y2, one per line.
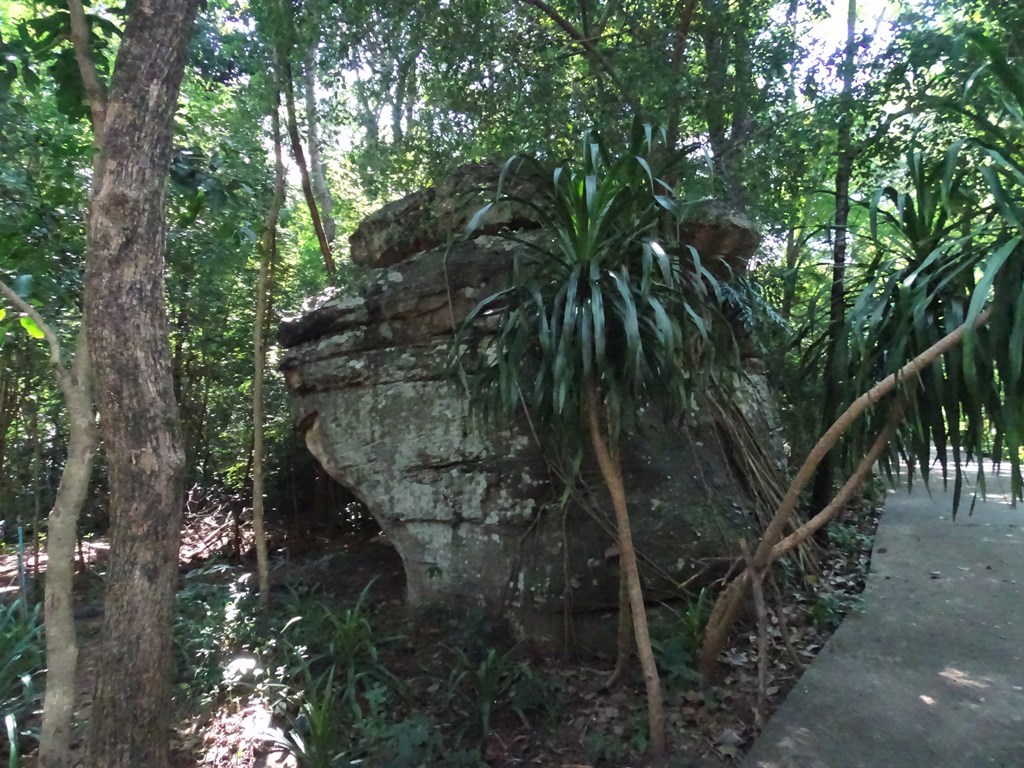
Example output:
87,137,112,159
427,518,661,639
650,589,710,691
175,571,559,768
0,600,44,749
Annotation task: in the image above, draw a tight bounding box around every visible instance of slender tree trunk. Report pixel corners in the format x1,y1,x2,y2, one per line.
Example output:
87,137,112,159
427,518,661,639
39,331,95,768
31,401,41,584
252,97,287,606
0,372,24,508
606,564,632,687
280,54,336,276
303,46,336,244
699,307,992,681
584,381,665,759
82,1,199,765
700,7,748,210
812,0,857,511
665,0,701,152
779,0,803,323
0,284,97,768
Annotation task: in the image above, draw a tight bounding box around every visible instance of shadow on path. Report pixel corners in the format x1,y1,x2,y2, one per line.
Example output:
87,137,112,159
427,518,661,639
744,468,1024,768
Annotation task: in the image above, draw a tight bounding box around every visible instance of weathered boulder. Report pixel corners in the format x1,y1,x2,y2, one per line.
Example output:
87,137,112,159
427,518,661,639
348,163,539,268
281,172,781,650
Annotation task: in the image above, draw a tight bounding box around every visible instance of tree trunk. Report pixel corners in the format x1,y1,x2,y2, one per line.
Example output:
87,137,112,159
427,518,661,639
0,367,25,508
0,285,97,768
699,306,992,681
665,0,701,152
280,54,336,276
82,1,199,766
700,0,749,210
811,0,857,512
584,381,665,759
303,46,336,244
31,400,41,584
39,330,95,768
252,96,287,605
605,564,632,687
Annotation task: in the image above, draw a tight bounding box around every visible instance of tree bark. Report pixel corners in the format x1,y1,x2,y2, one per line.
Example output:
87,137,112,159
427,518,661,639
665,0,701,151
0,368,23,509
811,0,857,512
280,54,336,276
39,330,95,768
252,96,287,606
82,1,199,766
67,0,107,147
584,380,665,759
0,285,97,768
303,46,336,244
605,563,632,687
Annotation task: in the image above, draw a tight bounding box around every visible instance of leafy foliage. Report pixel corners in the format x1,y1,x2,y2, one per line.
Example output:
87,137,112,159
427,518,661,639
843,29,1024,508
452,125,735,469
0,601,44,749
271,668,352,768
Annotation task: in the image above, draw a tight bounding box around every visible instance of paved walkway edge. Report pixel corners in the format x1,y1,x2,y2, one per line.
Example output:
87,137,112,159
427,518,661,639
743,476,1024,768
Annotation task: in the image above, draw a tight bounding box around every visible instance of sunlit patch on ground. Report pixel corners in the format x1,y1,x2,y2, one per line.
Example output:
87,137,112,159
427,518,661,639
177,697,294,768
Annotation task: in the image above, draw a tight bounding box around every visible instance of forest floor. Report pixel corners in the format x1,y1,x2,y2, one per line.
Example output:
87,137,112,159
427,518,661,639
5,496,881,768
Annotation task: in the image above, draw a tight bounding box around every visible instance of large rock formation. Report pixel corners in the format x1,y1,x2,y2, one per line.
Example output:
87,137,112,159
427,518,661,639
280,166,783,650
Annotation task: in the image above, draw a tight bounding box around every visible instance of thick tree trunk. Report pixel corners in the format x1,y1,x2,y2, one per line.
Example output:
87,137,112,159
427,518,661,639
812,0,857,511
584,381,665,759
82,2,199,766
252,99,287,605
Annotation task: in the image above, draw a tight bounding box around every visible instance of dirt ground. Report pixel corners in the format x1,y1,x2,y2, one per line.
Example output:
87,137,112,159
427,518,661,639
6,497,881,768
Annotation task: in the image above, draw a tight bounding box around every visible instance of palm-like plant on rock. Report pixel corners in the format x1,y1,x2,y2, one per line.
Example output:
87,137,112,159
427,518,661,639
452,127,733,759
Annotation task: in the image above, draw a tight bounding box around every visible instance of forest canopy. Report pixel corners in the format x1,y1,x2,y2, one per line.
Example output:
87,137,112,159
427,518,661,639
0,0,1022,764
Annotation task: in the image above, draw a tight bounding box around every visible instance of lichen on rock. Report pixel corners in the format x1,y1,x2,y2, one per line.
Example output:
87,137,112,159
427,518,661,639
281,165,783,651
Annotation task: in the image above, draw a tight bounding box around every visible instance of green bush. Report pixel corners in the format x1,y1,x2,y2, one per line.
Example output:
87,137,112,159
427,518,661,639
0,600,45,749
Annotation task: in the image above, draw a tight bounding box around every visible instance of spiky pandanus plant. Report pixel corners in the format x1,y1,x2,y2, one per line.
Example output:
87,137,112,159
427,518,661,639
849,31,1024,507
452,125,734,759
700,30,1024,680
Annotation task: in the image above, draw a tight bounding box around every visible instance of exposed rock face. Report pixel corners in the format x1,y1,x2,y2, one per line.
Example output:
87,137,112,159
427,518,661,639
281,167,782,650
348,163,539,268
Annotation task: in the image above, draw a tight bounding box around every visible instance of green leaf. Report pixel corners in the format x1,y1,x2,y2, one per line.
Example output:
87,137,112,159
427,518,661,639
19,316,44,339
464,202,494,236
965,237,1019,331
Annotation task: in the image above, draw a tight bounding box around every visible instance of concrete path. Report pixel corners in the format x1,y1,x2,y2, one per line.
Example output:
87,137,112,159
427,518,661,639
744,469,1024,768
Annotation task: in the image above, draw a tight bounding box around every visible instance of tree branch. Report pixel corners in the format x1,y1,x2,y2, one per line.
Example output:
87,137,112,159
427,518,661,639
0,279,68,381
516,0,634,103
67,0,108,144
594,0,619,36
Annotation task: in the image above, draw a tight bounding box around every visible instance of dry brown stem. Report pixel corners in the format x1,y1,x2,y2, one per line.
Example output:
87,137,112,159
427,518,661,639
700,307,991,681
